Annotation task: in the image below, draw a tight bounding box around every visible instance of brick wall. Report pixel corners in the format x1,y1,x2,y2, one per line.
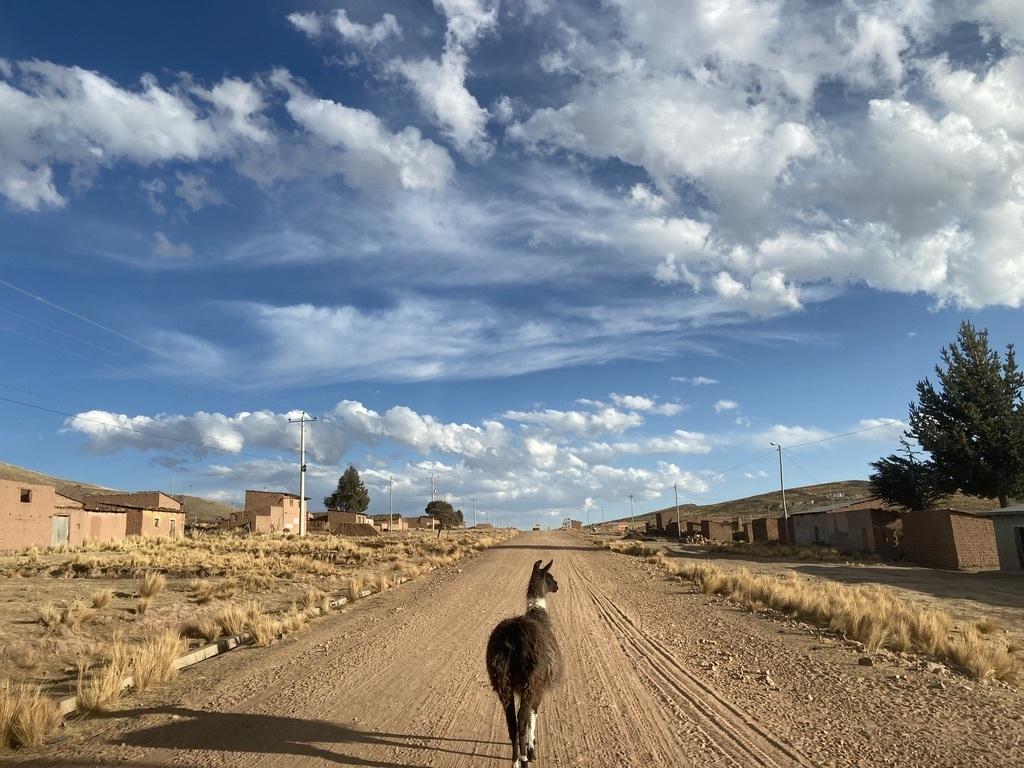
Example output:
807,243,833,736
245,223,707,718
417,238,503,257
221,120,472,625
902,509,998,570
949,513,999,569
700,520,733,542
751,517,780,543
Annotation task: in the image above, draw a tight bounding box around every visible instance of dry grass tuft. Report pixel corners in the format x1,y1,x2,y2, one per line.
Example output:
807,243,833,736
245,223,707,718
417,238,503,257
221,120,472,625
38,602,62,632
248,613,280,646
132,630,184,692
139,571,166,599
301,587,325,614
90,588,113,609
182,617,222,643
76,642,130,712
2,684,62,748
215,604,248,637
136,596,152,616
975,617,1002,635
347,573,365,602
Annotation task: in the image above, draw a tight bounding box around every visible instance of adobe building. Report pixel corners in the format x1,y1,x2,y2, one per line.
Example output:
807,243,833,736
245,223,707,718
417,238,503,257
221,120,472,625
407,515,440,530
902,508,1000,570
983,504,1024,571
372,514,408,531
223,490,302,533
0,479,79,550
327,509,371,531
700,519,734,542
84,492,185,540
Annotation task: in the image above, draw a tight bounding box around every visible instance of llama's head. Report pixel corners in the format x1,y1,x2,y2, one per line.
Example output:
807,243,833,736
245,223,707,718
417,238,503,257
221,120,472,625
529,559,558,598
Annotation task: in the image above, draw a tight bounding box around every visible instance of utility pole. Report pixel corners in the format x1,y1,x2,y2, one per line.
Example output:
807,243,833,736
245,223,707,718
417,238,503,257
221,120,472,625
770,442,788,519
674,482,680,539
628,494,635,529
430,473,436,503
288,412,317,536
471,496,478,528
388,475,394,532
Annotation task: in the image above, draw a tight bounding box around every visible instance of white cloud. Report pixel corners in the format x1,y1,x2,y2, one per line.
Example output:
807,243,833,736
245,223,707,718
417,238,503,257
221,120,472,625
152,232,192,259
174,172,225,211
711,270,802,316
713,399,738,413
672,376,717,386
0,61,266,209
288,9,401,47
608,393,684,416
854,418,906,443
392,48,491,158
753,424,831,448
390,1,495,158
272,70,454,193
744,469,769,480
503,406,643,437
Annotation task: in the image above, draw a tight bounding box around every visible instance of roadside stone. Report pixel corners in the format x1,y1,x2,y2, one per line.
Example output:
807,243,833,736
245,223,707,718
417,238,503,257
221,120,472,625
858,656,874,667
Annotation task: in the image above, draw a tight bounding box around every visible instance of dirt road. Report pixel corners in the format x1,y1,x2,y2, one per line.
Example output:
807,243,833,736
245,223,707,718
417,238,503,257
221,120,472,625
13,531,1024,767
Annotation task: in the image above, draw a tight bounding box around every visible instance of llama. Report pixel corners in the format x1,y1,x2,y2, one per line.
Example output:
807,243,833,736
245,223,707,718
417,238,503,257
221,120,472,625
486,559,563,767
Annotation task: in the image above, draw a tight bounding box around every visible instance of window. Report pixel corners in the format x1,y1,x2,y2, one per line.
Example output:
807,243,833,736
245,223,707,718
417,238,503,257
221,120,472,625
154,518,160,528
20,489,32,503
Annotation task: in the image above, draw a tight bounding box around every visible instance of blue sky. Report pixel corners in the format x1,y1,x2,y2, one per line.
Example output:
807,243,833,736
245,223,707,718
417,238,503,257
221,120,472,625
1,1,1023,525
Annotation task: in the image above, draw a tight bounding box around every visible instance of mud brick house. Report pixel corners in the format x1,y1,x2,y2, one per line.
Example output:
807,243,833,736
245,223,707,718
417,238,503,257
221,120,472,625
0,479,82,549
984,504,1024,571
222,490,302,533
700,519,734,542
327,509,371,531
750,516,782,544
685,521,701,536
83,492,185,540
901,508,999,570
407,515,440,530
372,514,408,531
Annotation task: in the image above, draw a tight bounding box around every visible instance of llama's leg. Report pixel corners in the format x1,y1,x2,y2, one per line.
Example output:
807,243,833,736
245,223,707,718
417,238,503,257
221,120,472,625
502,695,520,767
526,709,538,761
517,689,535,764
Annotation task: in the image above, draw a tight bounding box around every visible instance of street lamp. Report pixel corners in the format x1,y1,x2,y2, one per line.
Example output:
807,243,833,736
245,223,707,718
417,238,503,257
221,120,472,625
769,442,788,519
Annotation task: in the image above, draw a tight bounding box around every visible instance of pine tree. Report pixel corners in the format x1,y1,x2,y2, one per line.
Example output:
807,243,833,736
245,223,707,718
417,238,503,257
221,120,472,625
908,322,1024,507
868,437,947,511
324,465,370,513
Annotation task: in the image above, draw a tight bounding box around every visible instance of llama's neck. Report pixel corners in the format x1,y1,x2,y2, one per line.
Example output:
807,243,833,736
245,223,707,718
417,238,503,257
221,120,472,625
526,596,547,612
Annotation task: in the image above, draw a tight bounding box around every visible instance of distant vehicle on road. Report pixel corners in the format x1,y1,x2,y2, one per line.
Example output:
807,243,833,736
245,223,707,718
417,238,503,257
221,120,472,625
532,524,541,531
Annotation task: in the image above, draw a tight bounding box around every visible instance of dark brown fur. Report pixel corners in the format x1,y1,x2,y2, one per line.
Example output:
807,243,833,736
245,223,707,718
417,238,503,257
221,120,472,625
486,559,563,765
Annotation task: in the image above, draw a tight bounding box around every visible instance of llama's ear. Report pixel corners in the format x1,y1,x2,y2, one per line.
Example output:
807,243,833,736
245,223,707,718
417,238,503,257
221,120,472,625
542,559,553,571
533,560,543,571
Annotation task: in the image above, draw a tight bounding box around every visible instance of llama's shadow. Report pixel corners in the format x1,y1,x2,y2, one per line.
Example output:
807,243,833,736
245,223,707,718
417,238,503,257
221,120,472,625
90,706,503,767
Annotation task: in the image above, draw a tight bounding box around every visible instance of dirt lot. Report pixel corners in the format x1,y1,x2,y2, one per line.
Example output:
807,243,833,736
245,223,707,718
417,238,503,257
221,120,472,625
630,536,1024,642
4,530,1022,767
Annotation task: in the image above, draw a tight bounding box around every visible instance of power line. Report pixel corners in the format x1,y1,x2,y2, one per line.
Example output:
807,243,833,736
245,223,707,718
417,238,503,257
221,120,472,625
0,306,138,364
787,418,906,449
0,278,169,359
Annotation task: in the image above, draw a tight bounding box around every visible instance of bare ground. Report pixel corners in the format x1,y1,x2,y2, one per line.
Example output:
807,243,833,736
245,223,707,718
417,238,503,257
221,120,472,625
7,531,1023,768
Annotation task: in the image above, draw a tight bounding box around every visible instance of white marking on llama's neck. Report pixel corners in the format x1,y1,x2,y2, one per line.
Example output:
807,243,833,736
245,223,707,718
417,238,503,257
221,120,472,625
527,596,547,611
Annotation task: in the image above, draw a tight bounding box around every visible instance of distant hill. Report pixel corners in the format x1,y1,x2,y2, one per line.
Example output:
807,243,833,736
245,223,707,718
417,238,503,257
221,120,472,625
0,460,236,524
607,480,1000,527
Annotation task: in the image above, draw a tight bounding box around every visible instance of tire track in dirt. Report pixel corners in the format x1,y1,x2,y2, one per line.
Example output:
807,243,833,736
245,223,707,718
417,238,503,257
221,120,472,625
563,551,813,767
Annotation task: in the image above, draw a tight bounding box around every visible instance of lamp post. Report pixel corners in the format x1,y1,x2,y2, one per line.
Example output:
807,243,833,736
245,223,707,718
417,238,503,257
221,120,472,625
769,442,788,519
